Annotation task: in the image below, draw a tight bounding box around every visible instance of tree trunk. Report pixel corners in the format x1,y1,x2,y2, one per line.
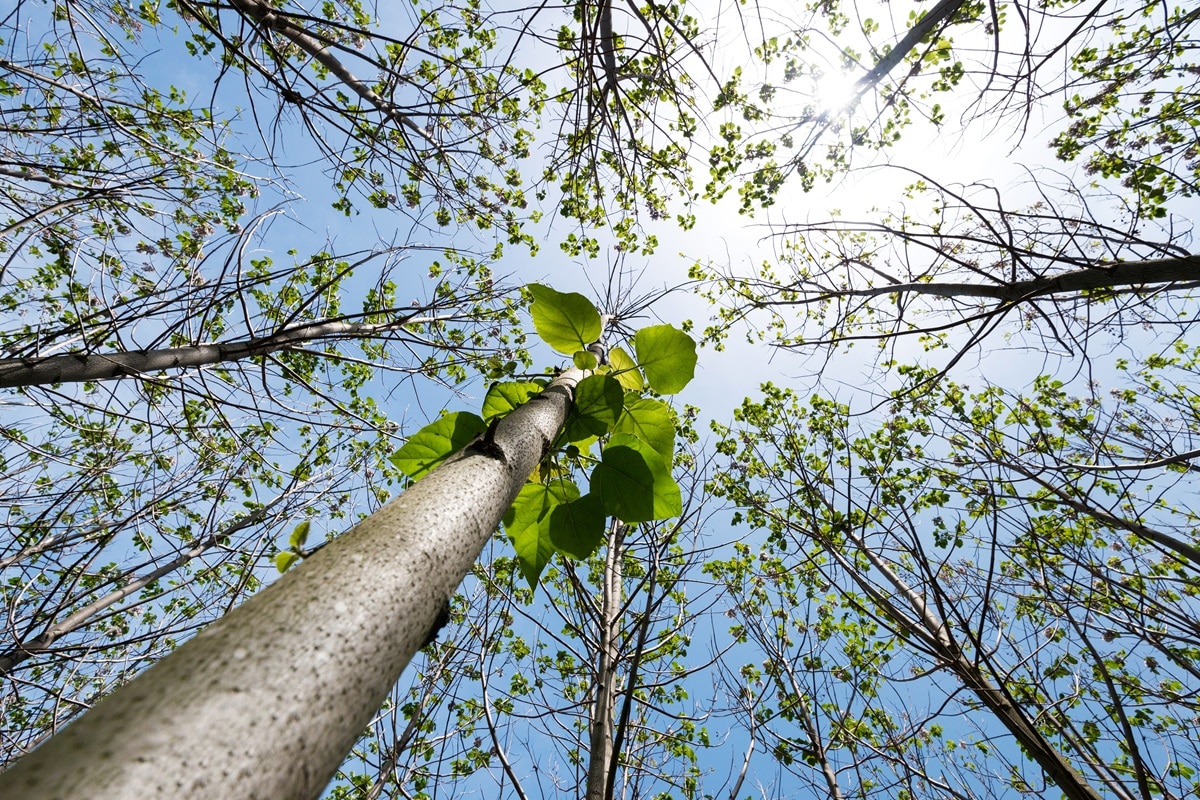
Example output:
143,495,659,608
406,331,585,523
823,254,1200,303
0,368,583,800
585,522,624,800
0,315,432,389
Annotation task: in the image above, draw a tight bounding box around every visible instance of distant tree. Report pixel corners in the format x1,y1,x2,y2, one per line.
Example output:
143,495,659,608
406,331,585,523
695,0,1199,367
708,353,1200,800
694,2,1200,799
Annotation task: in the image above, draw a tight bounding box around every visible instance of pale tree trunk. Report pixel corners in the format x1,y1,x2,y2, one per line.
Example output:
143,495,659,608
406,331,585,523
0,314,439,388
0,368,583,800
585,521,625,800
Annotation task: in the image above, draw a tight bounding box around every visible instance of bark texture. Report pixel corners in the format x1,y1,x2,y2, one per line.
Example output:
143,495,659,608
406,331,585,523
0,317,426,389
0,369,581,800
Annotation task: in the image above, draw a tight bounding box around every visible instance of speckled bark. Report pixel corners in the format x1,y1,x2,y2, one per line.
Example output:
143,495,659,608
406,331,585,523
0,370,582,800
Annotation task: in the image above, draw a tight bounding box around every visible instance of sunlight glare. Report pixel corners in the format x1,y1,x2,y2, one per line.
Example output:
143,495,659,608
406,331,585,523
813,68,861,116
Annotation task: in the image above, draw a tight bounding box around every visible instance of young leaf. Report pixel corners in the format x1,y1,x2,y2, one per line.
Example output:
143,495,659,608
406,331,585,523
634,324,697,394
389,411,487,481
287,520,311,551
549,492,606,560
504,480,581,587
607,346,644,391
564,374,624,442
590,434,682,523
275,551,300,573
613,396,676,457
528,284,602,354
482,381,541,422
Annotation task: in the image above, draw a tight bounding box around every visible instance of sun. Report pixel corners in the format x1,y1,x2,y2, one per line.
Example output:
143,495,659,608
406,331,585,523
812,68,862,116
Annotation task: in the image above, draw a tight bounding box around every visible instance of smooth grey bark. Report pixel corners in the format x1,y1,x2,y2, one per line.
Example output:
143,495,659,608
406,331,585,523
0,315,436,388
0,368,583,800
585,521,623,800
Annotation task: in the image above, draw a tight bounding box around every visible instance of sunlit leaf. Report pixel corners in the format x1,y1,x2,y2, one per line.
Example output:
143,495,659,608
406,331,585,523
613,396,676,457
564,374,624,442
504,480,581,587
608,346,643,391
573,349,598,370
634,324,696,394
287,520,311,551
275,551,300,573
388,411,486,481
482,381,541,422
528,284,601,354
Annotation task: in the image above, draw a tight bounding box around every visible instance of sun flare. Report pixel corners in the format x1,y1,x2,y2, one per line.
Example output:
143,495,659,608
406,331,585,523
813,68,862,116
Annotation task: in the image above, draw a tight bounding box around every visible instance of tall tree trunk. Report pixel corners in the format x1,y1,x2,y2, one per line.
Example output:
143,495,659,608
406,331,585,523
585,521,625,800
0,368,584,800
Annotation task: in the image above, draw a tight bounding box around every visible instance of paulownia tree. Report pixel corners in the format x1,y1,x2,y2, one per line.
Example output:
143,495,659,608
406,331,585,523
0,0,722,767
0,286,700,799
342,470,732,800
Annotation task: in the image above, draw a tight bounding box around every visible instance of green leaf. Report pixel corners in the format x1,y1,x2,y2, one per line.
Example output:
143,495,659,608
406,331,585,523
275,551,300,573
613,396,676,457
287,520,311,551
389,411,487,481
504,480,581,587
608,346,643,391
573,349,598,370
549,492,606,559
528,284,601,354
482,381,541,422
634,324,696,394
590,434,682,523
564,374,624,442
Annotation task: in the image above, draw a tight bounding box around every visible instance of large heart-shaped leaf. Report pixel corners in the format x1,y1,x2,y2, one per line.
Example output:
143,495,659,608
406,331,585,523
633,324,696,394
529,284,602,355
482,381,541,422
504,480,580,587
549,492,606,560
612,396,676,458
590,434,682,523
564,374,624,442
388,411,486,481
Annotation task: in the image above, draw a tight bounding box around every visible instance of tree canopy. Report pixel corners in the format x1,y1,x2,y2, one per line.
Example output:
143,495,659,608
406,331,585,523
1,0,1198,798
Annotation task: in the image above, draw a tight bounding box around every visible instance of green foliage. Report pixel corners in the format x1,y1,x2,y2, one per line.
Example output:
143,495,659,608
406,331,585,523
502,481,580,587
1051,4,1199,216
634,325,698,395
704,351,1200,797
563,375,624,442
527,284,602,354
482,382,542,423
607,346,644,391
590,434,682,523
546,492,606,560
389,412,488,481
391,286,694,587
